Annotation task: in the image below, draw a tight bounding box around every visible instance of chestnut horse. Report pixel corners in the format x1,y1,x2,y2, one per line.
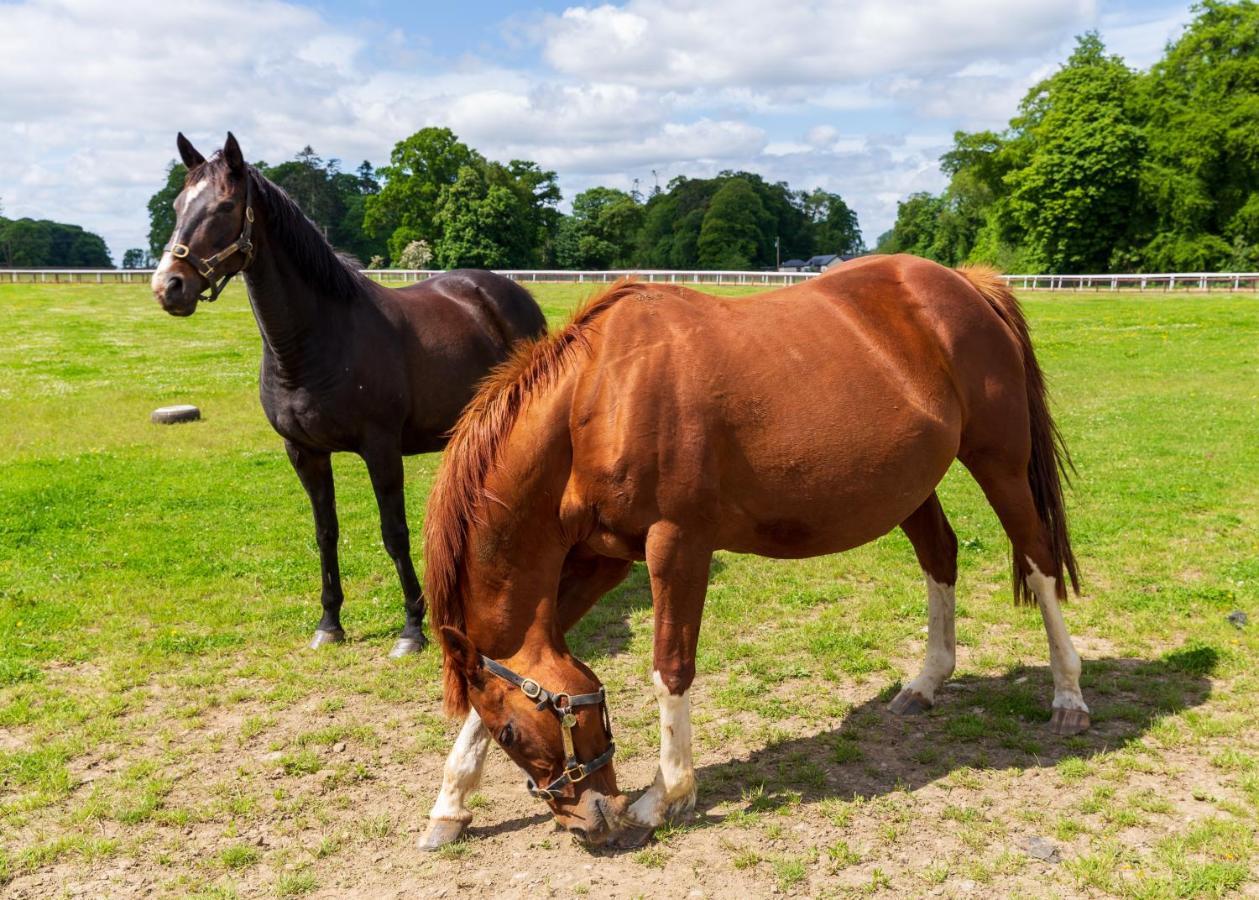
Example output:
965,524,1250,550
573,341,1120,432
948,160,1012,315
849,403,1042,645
419,255,1085,849
151,133,546,656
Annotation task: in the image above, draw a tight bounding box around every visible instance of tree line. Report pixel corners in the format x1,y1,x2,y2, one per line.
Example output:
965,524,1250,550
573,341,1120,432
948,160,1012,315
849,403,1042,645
139,128,863,272
877,1,1259,274
0,200,112,268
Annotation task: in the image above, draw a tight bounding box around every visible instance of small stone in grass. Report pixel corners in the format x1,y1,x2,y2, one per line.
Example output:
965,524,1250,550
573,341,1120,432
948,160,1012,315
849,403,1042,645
1227,610,1247,629
151,404,201,424
1022,835,1061,864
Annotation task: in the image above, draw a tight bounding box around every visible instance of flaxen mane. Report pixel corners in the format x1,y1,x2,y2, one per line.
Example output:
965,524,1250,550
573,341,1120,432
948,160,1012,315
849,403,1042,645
425,279,641,716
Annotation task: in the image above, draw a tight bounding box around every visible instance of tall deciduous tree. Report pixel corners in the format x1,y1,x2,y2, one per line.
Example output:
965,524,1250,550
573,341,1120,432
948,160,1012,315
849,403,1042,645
1001,33,1146,273
697,179,773,269
364,127,477,261
147,161,187,259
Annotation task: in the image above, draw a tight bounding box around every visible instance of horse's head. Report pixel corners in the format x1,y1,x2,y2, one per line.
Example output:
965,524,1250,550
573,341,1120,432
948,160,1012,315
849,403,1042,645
151,132,255,316
441,626,629,846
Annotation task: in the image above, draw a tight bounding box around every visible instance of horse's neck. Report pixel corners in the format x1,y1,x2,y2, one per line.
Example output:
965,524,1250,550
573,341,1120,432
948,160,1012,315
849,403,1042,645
242,236,340,385
464,384,582,657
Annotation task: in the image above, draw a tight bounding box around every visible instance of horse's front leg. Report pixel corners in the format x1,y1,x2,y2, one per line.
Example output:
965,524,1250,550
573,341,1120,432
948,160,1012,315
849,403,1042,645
621,524,711,839
418,710,491,850
286,442,346,648
362,443,427,657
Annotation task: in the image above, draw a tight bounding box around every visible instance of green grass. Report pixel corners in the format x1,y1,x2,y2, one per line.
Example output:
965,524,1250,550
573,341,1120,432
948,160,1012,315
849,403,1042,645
0,281,1257,896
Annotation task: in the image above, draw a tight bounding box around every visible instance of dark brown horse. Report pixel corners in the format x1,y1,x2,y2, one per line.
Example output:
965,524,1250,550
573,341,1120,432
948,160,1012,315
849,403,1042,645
151,133,546,656
418,255,1086,849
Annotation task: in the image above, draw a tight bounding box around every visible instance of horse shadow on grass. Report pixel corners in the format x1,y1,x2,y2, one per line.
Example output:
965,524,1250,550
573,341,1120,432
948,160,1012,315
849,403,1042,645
685,646,1217,826
466,648,1217,846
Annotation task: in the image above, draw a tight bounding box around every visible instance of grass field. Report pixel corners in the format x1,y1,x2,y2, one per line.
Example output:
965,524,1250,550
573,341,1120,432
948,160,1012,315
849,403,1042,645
0,280,1257,898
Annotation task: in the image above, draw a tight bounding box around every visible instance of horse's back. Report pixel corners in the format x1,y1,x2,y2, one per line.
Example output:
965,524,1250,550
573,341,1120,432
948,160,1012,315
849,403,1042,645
566,256,1021,557
390,270,545,347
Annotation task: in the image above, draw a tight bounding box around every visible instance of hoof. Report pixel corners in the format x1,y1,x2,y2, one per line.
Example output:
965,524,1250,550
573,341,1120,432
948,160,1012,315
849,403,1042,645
606,822,654,850
663,790,697,824
889,688,933,716
418,818,467,851
309,628,345,649
1050,706,1091,736
388,635,427,658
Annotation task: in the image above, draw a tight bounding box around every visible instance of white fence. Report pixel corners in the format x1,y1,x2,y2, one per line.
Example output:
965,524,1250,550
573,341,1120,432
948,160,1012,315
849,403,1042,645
3,268,1259,291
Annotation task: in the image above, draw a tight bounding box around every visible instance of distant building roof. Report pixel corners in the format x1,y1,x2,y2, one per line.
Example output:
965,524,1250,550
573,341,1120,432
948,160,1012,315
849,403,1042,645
781,259,807,268
806,254,839,267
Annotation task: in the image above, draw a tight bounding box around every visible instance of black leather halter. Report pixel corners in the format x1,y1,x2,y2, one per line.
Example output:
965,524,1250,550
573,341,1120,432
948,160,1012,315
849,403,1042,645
481,655,615,801
165,176,255,303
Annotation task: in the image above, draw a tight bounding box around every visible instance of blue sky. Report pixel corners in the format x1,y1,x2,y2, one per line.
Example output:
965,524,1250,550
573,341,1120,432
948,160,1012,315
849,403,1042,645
0,0,1195,262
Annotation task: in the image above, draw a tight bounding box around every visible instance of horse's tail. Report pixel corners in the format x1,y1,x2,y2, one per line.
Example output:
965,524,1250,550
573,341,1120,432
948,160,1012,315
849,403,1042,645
956,265,1080,603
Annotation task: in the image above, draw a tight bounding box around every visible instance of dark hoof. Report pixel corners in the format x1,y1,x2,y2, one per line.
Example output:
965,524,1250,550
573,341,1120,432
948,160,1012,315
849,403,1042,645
309,628,345,649
888,688,933,716
418,818,467,851
388,635,427,658
605,822,654,850
1050,706,1091,736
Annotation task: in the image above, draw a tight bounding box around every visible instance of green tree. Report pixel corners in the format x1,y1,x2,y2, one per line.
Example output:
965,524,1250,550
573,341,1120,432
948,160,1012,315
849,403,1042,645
121,248,151,268
364,128,477,261
432,159,560,268
877,193,946,258
802,189,863,257
1000,33,1146,272
697,179,772,269
556,187,643,268
147,161,187,258
1137,0,1259,270
0,217,112,267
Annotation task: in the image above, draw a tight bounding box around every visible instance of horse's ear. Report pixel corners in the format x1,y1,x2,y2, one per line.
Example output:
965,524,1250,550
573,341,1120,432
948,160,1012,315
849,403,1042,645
223,132,245,174
440,627,484,682
176,133,205,169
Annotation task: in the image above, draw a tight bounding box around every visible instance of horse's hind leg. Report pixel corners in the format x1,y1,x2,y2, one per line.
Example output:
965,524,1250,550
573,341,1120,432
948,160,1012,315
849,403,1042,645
362,444,427,657
965,456,1089,735
890,492,958,716
286,442,346,649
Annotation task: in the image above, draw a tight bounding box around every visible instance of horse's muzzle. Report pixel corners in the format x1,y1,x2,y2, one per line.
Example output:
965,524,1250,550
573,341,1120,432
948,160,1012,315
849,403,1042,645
564,790,629,847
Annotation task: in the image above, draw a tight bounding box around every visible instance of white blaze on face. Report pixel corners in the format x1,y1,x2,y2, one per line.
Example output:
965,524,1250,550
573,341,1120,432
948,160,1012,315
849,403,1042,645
627,670,696,827
1026,557,1088,713
152,179,210,294
428,709,492,824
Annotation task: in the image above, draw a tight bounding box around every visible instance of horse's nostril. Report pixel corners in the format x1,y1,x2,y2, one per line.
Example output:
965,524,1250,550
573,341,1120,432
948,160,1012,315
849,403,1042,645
165,275,183,297
569,826,589,843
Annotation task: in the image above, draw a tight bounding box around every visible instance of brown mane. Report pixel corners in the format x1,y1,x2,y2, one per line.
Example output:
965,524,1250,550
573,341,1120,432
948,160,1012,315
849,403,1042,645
425,279,641,716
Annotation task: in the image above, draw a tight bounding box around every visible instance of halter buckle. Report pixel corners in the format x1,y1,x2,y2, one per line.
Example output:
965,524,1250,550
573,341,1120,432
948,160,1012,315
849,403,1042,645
565,764,589,783
520,679,542,699
170,244,189,259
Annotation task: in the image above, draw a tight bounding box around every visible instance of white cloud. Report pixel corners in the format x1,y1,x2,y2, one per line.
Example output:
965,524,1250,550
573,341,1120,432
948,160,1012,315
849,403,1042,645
542,0,1097,89
0,0,1193,261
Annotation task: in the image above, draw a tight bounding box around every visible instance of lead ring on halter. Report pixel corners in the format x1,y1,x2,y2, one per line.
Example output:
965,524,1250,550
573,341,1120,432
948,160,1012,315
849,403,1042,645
480,656,616,802
164,175,256,303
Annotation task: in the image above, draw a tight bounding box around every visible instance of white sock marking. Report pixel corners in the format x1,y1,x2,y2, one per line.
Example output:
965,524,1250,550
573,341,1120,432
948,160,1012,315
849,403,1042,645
627,671,695,827
1026,558,1087,713
429,709,491,823
903,573,956,702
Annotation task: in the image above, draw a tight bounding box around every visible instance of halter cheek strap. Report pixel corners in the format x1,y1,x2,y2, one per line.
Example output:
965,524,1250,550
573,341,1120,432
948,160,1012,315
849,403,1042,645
165,176,255,303
480,655,616,802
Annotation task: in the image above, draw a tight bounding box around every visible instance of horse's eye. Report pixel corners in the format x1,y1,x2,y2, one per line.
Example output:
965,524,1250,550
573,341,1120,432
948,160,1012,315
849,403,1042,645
217,201,235,213
498,723,514,747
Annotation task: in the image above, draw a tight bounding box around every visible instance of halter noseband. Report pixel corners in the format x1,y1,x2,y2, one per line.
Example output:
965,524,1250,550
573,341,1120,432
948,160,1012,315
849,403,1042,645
165,176,255,303
480,655,615,802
